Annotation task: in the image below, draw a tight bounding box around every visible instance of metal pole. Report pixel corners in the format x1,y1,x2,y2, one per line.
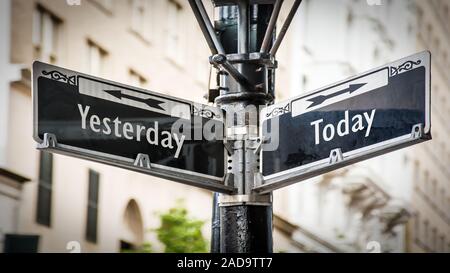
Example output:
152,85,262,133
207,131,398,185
270,0,302,56
215,2,274,253
260,0,284,53
237,1,249,54
191,0,300,254
220,201,273,253
210,192,220,253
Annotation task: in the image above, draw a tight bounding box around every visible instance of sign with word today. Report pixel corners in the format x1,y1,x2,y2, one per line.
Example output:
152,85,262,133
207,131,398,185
33,62,233,193
257,51,431,193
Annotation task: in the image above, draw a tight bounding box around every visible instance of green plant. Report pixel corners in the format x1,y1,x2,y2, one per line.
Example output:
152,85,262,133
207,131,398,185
155,203,208,253
139,242,153,253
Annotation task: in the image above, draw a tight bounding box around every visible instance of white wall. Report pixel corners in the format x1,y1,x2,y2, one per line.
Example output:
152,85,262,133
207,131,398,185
0,0,22,167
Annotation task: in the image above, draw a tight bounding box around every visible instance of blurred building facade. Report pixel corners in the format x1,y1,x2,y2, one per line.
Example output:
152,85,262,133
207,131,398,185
0,0,449,253
2,0,221,252
273,0,450,253
0,0,303,253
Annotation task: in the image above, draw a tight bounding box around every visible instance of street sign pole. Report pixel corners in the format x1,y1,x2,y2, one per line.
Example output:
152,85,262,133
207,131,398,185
215,2,273,253
210,192,220,253
189,0,300,253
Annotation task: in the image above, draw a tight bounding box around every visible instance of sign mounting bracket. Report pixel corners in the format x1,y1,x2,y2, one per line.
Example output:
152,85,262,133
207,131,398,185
329,148,344,165
37,133,58,149
411,123,424,140
134,154,151,169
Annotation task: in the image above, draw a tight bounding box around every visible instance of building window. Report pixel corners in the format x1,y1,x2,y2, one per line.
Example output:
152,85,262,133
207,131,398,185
87,40,108,77
36,151,53,227
129,69,147,88
3,235,40,253
130,0,152,41
33,5,62,64
166,0,183,64
120,199,144,251
86,170,100,243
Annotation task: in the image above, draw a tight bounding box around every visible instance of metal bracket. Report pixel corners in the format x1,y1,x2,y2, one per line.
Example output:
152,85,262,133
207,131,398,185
329,148,344,164
210,54,256,91
224,172,234,188
411,123,423,139
37,133,57,149
242,137,263,155
226,125,258,140
223,140,234,155
225,53,276,68
226,126,247,138
254,172,264,188
245,137,260,148
218,193,272,207
134,153,151,169
253,138,263,155
234,140,244,150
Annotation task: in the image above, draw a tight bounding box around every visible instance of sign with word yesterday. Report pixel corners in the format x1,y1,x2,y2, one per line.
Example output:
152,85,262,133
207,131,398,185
257,51,431,193
33,62,233,193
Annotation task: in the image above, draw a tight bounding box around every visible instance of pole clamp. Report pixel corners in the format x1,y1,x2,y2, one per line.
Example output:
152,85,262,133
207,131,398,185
37,133,58,149
218,194,272,207
210,54,256,92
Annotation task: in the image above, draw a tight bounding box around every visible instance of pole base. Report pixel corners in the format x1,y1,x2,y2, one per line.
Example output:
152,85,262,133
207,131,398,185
220,204,273,253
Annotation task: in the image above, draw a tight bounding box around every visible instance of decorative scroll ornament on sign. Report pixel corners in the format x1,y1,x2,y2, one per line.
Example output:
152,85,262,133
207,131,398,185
266,103,290,118
42,70,78,85
389,60,422,77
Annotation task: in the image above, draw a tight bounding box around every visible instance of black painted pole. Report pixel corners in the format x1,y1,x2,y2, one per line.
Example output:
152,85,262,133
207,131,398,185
210,192,220,253
214,2,275,253
220,204,273,253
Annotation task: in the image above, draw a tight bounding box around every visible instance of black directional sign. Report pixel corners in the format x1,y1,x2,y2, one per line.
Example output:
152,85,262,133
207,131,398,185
256,51,431,193
32,62,233,193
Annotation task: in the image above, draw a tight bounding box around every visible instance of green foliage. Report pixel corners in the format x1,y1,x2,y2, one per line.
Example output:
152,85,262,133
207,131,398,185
155,204,208,253
139,242,153,253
